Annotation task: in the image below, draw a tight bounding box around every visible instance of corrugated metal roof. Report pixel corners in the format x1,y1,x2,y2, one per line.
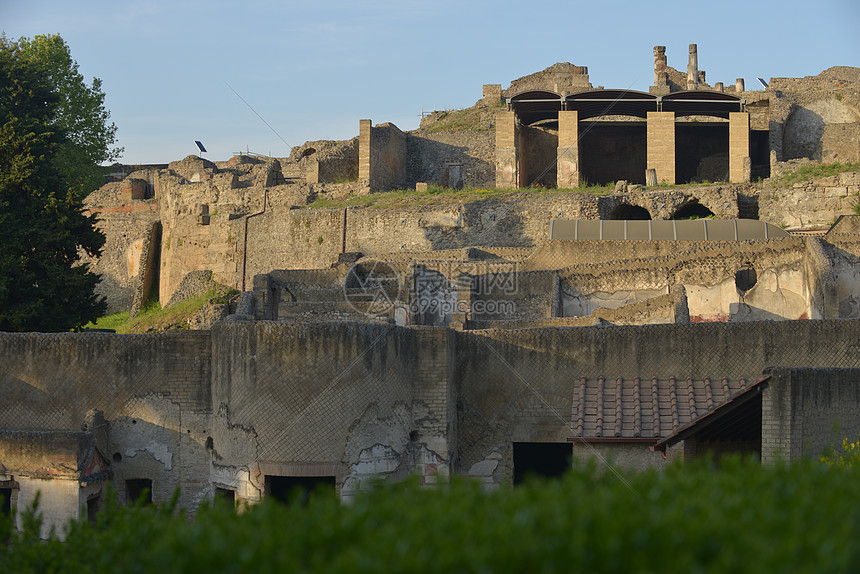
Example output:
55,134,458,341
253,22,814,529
509,89,743,125
548,219,791,241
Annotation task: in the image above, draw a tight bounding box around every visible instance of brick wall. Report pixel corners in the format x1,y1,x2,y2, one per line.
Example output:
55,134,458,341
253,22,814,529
762,367,860,464
728,112,750,183
647,112,676,184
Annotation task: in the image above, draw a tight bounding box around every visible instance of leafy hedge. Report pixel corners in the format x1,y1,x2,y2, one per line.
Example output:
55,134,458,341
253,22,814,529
2,457,859,573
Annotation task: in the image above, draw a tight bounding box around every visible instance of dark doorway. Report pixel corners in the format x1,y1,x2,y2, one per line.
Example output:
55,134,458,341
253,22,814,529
265,475,336,505
86,494,100,523
610,204,652,220
126,478,153,506
522,125,558,188
579,122,647,185
672,202,715,220
0,488,11,516
513,442,572,485
676,123,729,184
751,130,770,180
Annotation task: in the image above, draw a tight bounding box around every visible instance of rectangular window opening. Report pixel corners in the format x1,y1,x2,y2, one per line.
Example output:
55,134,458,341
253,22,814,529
126,478,153,506
265,475,336,506
215,487,236,505
513,442,573,485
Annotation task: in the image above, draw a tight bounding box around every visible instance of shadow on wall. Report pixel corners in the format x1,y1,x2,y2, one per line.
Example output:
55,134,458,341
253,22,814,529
420,204,531,251
405,136,494,189
784,107,826,160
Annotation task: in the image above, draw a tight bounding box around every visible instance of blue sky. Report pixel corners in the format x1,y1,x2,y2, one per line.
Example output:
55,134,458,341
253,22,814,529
3,0,859,164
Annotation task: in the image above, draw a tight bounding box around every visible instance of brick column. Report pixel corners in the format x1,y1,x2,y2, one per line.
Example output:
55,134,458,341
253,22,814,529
412,328,456,484
729,112,751,183
761,368,802,464
647,112,675,185
495,111,518,189
557,110,580,188
358,119,371,185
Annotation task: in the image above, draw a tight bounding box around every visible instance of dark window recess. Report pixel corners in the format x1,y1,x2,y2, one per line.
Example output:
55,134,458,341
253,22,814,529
0,488,11,516
215,487,235,504
265,475,336,506
87,495,100,523
513,442,573,485
735,268,758,292
126,479,153,506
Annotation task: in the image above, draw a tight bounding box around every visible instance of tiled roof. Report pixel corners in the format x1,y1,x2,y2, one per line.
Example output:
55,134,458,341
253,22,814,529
570,376,749,440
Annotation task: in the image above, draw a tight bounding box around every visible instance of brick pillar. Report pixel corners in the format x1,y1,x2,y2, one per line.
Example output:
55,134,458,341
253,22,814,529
495,110,518,189
412,328,456,484
647,112,676,185
761,368,803,464
358,119,372,186
729,112,751,183
557,110,580,188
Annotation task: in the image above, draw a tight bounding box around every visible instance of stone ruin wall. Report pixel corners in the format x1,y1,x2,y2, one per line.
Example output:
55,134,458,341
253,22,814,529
3,319,859,517
82,55,860,313
86,163,860,314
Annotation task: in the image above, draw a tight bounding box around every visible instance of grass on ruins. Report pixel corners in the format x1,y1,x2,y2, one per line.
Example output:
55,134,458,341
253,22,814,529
3,457,860,573
307,183,616,209
774,161,860,187
83,289,227,334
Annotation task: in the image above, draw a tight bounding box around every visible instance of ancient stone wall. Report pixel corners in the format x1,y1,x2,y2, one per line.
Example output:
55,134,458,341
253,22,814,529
359,121,407,191
502,62,591,97
83,181,160,313
0,331,212,510
2,318,859,516
405,131,495,189
454,319,860,481
758,171,860,229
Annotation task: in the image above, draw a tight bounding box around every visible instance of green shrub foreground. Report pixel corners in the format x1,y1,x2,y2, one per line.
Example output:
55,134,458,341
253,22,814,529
3,457,860,573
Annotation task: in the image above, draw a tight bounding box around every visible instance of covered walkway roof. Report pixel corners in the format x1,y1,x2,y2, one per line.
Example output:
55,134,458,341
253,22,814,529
509,89,744,124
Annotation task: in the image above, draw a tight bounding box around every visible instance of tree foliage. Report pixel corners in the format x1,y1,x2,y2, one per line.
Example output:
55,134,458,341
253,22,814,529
0,35,106,332
14,34,122,197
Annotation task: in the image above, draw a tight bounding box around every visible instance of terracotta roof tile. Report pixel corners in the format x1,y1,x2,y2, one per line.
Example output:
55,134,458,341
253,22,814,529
569,376,748,440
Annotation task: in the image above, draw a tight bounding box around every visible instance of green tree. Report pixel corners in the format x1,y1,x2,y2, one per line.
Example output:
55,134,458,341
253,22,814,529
0,36,106,332
15,34,122,197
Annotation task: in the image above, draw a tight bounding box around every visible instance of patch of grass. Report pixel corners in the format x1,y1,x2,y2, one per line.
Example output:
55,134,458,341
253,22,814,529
774,161,860,187
83,311,130,331
306,182,622,210
421,106,496,133
84,287,236,334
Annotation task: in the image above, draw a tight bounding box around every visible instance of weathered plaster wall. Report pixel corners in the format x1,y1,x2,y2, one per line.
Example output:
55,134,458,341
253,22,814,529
208,322,452,502
14,477,80,538
548,237,811,323
0,332,212,511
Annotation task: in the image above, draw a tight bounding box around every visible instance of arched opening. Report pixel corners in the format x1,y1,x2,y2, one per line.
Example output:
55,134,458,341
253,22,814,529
610,204,651,220
735,268,757,293
300,147,316,158
672,202,714,220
